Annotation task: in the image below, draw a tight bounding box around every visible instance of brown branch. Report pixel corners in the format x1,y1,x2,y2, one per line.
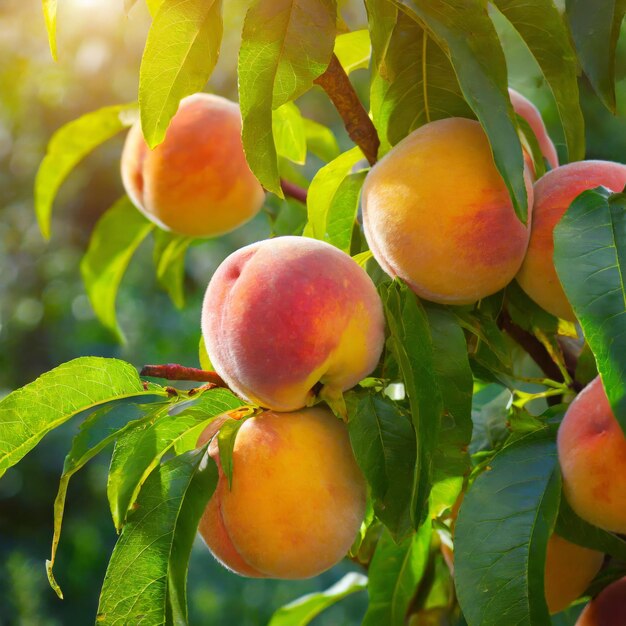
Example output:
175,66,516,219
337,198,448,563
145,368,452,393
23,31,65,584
280,179,308,204
140,364,227,387
499,312,564,385
314,54,380,166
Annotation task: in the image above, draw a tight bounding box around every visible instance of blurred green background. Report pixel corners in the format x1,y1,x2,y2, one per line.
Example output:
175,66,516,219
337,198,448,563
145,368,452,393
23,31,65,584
1,1,625,624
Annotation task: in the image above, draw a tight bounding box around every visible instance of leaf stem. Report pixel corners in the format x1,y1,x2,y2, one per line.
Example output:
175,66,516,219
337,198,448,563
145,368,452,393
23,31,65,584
314,54,380,165
140,364,227,386
280,179,308,204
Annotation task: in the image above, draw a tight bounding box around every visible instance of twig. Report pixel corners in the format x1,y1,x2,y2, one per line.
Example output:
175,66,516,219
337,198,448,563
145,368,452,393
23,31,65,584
140,364,227,387
499,312,564,384
314,54,380,165
280,179,308,204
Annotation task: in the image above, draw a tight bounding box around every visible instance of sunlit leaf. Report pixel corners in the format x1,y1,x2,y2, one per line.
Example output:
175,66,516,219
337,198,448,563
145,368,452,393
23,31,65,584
554,188,626,433
97,447,218,625
152,229,192,309
268,573,368,626
303,118,340,162
35,103,137,239
217,416,245,490
0,357,152,477
455,432,560,626
273,102,307,165
362,524,431,626
42,0,58,59
325,170,367,253
81,197,154,342
238,0,337,195
139,0,223,148
334,30,371,74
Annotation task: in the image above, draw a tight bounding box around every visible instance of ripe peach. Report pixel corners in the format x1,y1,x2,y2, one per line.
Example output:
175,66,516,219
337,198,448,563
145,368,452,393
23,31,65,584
121,93,265,237
509,88,559,171
198,406,367,578
202,236,385,412
516,161,626,320
362,117,533,305
576,576,626,626
544,534,603,614
557,376,626,533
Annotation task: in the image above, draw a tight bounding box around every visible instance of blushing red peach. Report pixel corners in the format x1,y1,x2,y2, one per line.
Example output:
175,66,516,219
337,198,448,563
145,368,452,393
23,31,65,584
509,88,559,171
516,161,626,320
121,93,265,237
544,534,603,614
198,406,367,578
362,117,533,305
557,376,626,534
576,576,626,626
201,236,385,412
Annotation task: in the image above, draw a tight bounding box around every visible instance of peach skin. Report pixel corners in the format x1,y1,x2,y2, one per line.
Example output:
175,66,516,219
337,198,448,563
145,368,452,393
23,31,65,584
558,376,626,534
576,576,626,626
509,88,559,171
121,93,265,237
516,160,626,321
362,117,533,305
201,236,385,412
198,406,367,579
544,533,603,614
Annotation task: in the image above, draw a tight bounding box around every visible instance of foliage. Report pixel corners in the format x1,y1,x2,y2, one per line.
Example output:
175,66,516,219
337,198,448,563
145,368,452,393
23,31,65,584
2,0,626,624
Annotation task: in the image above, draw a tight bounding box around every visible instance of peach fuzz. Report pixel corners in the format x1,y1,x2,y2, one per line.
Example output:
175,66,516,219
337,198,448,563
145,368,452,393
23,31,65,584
544,534,603,614
516,160,626,321
198,406,367,579
576,576,626,626
362,117,533,305
509,88,559,171
121,93,265,238
202,236,385,412
557,376,626,534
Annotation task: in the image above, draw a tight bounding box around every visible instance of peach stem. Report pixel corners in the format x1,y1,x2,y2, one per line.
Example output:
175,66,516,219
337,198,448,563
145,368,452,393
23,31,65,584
140,364,227,386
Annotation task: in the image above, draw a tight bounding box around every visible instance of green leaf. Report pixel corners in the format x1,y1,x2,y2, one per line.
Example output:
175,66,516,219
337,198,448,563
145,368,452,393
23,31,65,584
348,394,416,541
139,0,223,148
398,0,528,222
238,0,337,195
96,447,218,625
107,388,242,530
81,197,154,342
362,524,432,626
493,0,584,162
427,306,473,513
217,416,245,490
303,146,362,241
152,229,192,309
566,0,626,113
46,397,167,598
325,170,367,253
469,383,513,455
273,102,307,165
303,118,340,162
381,281,443,528
334,30,371,74
42,0,58,60
0,357,151,477
367,0,473,151
35,104,137,239
268,573,368,626
555,493,626,561
455,432,560,626
198,336,213,372
554,188,626,433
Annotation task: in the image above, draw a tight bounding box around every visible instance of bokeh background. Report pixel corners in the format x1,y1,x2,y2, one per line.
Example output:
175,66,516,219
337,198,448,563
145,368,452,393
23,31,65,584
1,1,625,624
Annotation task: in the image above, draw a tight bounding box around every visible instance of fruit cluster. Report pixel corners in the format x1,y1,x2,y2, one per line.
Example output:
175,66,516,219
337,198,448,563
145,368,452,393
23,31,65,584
121,90,626,615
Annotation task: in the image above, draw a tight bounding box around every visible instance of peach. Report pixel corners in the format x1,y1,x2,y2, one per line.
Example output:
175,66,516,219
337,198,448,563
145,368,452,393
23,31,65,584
198,406,367,578
544,533,603,614
516,161,626,321
121,93,265,237
557,376,626,533
201,236,385,412
509,88,559,171
362,117,533,305
576,576,626,626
